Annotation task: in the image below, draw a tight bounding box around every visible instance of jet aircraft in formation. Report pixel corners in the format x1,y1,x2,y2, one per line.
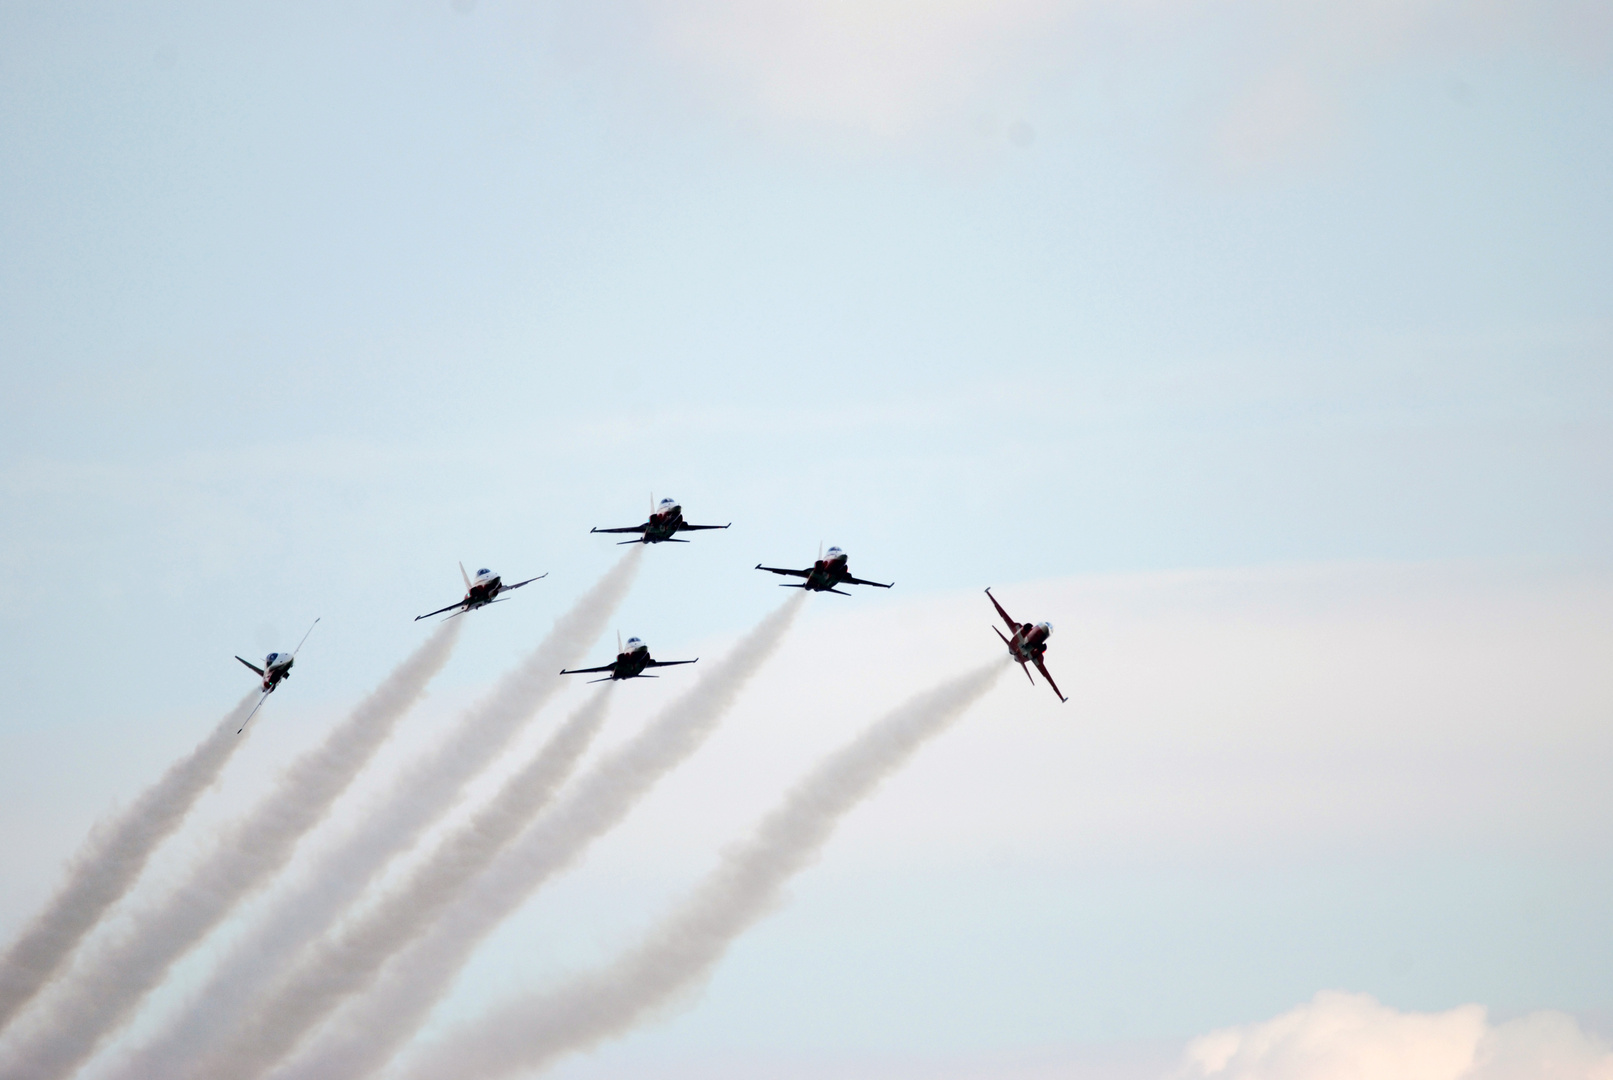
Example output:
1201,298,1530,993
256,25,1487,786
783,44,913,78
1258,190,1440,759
755,546,893,595
986,588,1065,703
232,509,1066,732
234,618,320,731
591,497,730,544
415,563,548,621
559,634,698,683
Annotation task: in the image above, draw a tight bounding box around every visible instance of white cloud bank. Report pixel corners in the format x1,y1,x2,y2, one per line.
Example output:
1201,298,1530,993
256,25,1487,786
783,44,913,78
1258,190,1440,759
1180,991,1613,1080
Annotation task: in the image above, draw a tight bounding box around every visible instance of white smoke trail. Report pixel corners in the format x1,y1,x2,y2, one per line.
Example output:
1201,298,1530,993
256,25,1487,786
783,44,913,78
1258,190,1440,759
0,691,259,1035
0,618,464,1080
196,687,614,1080
394,660,1007,1080
273,593,807,1080
111,549,642,1080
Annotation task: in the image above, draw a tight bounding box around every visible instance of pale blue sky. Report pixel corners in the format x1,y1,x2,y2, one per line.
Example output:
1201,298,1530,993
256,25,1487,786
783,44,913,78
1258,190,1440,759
2,3,1611,1077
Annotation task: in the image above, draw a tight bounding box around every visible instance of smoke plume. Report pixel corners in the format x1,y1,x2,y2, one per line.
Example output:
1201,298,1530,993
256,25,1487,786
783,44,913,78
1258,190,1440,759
273,593,806,1080
0,692,259,1035
198,687,614,1080
0,618,463,1080
111,549,641,1080
394,660,1006,1080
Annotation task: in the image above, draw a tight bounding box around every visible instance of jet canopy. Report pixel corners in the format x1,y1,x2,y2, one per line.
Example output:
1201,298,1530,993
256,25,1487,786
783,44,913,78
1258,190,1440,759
625,637,644,649
825,546,844,558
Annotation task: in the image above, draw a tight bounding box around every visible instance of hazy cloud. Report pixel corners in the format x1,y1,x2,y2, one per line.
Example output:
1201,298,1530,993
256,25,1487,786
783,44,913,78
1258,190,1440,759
650,0,1612,162
1180,990,1613,1080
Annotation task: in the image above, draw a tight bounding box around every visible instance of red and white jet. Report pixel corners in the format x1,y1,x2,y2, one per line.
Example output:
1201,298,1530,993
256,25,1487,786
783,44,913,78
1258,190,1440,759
415,563,547,621
591,497,730,544
986,588,1066,703
559,634,698,683
234,618,319,731
755,545,893,595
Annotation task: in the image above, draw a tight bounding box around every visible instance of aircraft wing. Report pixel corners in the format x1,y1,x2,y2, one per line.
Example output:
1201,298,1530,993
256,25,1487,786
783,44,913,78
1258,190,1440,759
559,662,618,675
843,575,893,589
1032,655,1068,703
235,656,266,676
644,658,698,668
237,694,268,734
984,588,1019,632
414,600,466,622
503,573,549,591
755,564,811,578
676,523,730,532
591,524,649,535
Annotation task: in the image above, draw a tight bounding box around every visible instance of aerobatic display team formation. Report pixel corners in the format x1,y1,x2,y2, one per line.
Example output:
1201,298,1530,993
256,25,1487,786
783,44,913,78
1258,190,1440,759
0,496,1062,1080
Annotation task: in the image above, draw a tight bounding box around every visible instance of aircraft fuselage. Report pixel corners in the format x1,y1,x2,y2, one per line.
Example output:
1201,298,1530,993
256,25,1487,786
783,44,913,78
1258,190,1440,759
258,653,294,693
464,575,504,609
800,554,852,592
1005,622,1050,663
639,507,686,543
606,645,653,679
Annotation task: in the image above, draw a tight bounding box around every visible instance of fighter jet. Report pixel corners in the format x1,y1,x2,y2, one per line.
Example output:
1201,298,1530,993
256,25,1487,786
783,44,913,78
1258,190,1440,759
591,497,731,544
415,563,547,621
235,618,319,732
755,545,893,595
986,588,1066,703
560,634,698,683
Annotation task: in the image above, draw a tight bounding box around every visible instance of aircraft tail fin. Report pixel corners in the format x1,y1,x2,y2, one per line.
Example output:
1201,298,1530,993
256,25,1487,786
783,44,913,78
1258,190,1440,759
460,561,472,589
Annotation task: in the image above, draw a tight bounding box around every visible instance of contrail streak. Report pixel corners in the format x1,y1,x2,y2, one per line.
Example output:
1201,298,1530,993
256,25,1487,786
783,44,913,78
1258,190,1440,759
395,660,1007,1080
273,593,806,1080
0,619,463,1080
198,687,614,1080
111,549,642,1080
0,692,259,1035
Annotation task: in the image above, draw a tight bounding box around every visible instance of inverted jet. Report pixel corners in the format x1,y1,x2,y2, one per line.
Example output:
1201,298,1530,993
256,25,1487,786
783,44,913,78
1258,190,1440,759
755,545,892,595
986,588,1066,703
591,497,731,544
235,618,320,731
560,635,697,683
415,563,547,621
